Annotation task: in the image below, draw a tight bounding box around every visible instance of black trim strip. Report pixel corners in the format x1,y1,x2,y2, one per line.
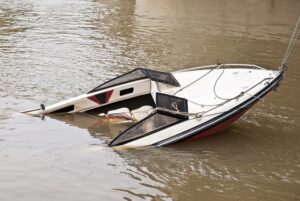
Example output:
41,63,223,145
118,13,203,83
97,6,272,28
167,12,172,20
50,105,75,114
154,72,284,146
120,87,134,96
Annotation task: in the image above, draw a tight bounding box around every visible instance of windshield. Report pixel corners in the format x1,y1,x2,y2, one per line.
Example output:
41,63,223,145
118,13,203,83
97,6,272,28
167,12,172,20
88,68,180,93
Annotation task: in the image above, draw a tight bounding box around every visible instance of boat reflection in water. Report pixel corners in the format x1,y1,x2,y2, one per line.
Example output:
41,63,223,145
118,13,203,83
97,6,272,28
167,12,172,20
48,113,132,141
45,111,299,201
45,112,244,200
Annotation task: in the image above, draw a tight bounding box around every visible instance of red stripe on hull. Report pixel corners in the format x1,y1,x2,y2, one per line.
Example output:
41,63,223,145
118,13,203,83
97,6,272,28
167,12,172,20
88,96,102,104
88,90,113,105
105,90,113,103
186,108,249,141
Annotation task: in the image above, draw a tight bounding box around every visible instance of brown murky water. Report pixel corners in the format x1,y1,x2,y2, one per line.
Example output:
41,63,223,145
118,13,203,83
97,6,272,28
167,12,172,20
1,0,300,200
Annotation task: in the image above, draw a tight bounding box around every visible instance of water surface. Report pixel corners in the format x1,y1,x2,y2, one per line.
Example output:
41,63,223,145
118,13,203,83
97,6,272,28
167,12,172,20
1,0,300,200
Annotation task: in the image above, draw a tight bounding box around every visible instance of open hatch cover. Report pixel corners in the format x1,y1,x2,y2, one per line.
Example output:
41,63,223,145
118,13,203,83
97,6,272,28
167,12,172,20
88,68,180,93
109,93,188,147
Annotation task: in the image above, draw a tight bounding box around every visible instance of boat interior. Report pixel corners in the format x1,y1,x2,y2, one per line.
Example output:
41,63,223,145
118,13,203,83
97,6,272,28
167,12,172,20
84,68,187,122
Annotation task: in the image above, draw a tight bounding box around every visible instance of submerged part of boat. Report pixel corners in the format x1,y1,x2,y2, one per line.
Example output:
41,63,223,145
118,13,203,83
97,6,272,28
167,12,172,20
22,17,300,148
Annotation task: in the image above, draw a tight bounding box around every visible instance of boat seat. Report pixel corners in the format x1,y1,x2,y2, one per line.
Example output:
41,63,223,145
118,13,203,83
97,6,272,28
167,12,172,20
105,105,154,123
131,105,154,121
106,107,133,123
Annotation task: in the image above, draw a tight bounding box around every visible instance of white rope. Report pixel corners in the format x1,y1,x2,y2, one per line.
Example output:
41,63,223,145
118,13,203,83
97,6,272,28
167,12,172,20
155,76,273,119
173,64,223,95
281,16,300,71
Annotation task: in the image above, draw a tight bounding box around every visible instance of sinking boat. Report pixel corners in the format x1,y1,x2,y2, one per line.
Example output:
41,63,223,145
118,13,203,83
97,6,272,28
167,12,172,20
22,64,285,148
22,17,299,148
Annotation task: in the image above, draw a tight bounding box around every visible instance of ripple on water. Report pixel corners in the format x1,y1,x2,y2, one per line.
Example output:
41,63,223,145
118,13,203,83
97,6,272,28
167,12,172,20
0,0,300,200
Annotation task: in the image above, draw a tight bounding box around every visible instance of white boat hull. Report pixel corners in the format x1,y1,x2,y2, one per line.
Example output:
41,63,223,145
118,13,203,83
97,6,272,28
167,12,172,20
22,64,284,148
